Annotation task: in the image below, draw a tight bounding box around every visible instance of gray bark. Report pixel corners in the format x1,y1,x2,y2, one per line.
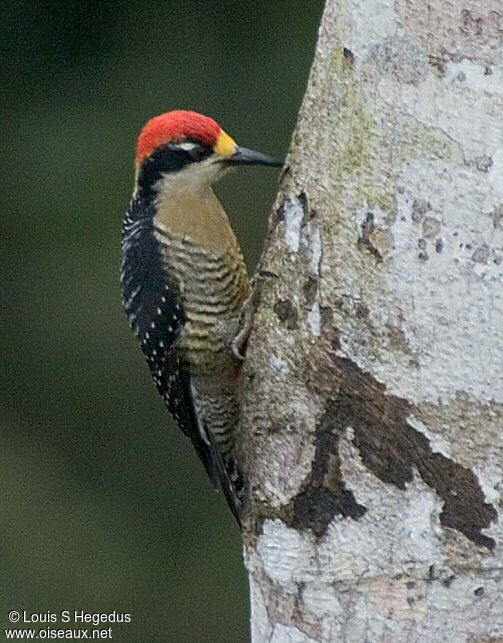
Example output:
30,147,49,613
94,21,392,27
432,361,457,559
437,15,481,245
239,0,503,641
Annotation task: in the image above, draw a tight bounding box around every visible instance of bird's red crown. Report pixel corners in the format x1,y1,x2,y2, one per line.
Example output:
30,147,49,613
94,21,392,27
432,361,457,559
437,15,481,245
136,110,223,166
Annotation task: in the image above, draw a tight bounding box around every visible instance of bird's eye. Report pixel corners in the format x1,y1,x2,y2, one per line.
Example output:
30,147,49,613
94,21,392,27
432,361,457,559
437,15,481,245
168,139,212,164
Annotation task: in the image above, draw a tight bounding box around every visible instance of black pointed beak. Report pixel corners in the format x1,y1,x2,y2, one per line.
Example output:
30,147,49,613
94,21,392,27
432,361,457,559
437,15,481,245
228,146,283,167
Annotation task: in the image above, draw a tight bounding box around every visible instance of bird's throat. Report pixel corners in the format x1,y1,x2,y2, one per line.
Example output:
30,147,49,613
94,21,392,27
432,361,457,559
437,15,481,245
153,188,239,255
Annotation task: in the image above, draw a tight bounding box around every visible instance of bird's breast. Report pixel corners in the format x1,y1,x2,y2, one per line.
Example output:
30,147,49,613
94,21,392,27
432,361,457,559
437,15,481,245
153,192,250,373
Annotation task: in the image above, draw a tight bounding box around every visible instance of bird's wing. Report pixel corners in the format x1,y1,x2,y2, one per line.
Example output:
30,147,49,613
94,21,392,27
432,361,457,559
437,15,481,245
121,206,241,523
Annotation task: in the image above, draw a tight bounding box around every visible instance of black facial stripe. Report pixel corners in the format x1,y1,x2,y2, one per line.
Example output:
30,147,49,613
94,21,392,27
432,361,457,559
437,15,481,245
137,138,213,197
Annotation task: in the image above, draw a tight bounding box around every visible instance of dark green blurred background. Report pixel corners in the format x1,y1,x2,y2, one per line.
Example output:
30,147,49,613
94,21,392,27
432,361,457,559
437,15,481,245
1,2,322,641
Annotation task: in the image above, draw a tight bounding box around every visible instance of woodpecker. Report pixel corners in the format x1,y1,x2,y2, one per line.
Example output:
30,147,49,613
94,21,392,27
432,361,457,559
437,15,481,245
121,110,282,524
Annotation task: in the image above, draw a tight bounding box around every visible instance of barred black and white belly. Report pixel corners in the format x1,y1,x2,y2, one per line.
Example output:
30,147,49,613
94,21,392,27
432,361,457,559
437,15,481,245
154,223,250,374
190,375,239,456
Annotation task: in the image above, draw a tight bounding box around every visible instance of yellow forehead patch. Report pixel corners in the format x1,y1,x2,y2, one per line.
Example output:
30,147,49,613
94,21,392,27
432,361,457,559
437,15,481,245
214,130,237,157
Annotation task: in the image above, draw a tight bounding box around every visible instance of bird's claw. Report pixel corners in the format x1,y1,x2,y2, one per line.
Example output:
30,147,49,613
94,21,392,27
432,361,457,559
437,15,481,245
231,292,256,361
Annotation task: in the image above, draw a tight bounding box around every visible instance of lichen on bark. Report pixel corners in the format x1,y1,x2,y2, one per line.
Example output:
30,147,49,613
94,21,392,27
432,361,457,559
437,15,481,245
239,0,503,640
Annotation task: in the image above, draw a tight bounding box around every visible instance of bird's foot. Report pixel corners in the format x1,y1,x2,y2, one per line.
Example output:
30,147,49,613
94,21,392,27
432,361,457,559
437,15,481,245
231,294,255,361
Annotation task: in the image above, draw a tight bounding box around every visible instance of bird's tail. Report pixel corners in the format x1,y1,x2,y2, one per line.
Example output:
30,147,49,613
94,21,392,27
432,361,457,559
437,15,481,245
205,428,244,528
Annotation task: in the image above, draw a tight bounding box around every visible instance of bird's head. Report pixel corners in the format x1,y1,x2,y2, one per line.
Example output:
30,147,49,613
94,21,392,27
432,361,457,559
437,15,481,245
134,110,283,196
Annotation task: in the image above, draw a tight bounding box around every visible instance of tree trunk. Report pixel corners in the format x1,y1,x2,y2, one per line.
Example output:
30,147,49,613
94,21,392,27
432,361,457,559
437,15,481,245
239,0,503,640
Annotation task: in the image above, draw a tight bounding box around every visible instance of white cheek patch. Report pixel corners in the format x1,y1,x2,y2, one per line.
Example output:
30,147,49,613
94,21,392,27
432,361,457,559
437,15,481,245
154,157,227,197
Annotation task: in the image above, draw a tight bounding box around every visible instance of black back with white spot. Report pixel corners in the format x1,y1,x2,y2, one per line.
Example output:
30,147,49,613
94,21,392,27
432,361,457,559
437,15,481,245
121,194,242,522
121,196,216,480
